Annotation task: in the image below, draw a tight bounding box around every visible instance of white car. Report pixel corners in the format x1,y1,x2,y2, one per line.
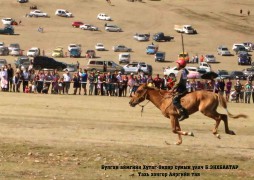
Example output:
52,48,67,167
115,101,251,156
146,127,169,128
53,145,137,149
97,13,111,21
10,48,21,56
133,33,150,41
2,18,14,25
27,47,40,57
163,66,203,79
105,24,121,32
204,54,216,63
68,44,81,52
80,24,99,31
0,42,4,48
217,45,231,56
95,43,105,51
29,10,48,17
55,9,73,17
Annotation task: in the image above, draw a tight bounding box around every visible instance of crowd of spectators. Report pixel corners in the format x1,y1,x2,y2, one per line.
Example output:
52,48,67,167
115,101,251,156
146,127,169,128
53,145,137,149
0,65,254,103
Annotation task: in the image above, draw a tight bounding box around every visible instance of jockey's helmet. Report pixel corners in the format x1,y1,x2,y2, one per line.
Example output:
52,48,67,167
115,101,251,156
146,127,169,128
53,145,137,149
176,59,186,68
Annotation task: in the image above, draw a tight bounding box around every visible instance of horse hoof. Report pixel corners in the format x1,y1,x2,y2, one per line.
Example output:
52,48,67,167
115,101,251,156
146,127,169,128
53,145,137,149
188,132,194,137
174,142,182,145
216,134,221,139
230,131,236,135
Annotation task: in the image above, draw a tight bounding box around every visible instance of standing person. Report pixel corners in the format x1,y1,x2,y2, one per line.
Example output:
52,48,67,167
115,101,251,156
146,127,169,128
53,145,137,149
128,73,135,97
72,73,80,95
252,81,254,103
153,74,162,89
234,79,242,103
7,64,14,92
0,66,8,91
122,75,128,97
37,70,45,93
240,9,243,14
22,68,30,93
161,75,168,90
218,78,225,96
247,10,250,16
62,69,72,95
200,55,204,62
244,80,252,103
12,72,20,92
169,59,189,121
44,70,52,94
81,69,88,95
225,79,232,102
88,72,95,95
214,79,220,93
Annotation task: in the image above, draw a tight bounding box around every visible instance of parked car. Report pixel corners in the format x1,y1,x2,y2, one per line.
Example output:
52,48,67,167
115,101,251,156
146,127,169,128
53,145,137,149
67,44,81,52
216,70,231,79
72,21,84,28
8,43,20,52
95,43,105,51
112,45,131,52
14,56,30,68
9,48,21,56
86,59,124,73
27,47,40,57
0,47,9,55
69,48,81,58
199,62,211,72
33,56,67,71
80,24,99,31
85,50,96,58
105,24,121,32
119,53,130,64
242,42,254,51
154,52,165,62
153,32,174,42
97,13,111,21
217,45,231,56
52,47,64,57
230,71,246,80
232,44,247,55
238,53,251,65
55,9,73,17
242,67,254,78
0,59,7,67
0,26,14,35
204,54,216,63
133,33,150,41
0,42,4,48
64,63,78,72
123,62,152,75
17,0,29,3
2,18,15,25
163,66,203,79
29,10,48,17
146,44,158,54
178,52,189,62
174,25,197,34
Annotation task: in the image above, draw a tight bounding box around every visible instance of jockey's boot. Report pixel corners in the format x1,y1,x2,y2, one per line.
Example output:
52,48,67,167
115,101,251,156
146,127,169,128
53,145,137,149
178,108,189,121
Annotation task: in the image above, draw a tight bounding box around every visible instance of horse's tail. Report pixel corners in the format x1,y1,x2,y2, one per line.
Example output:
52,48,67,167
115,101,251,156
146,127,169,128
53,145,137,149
218,94,248,119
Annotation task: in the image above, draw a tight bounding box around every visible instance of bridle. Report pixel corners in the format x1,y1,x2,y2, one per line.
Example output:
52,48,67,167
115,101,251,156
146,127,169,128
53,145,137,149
136,89,150,117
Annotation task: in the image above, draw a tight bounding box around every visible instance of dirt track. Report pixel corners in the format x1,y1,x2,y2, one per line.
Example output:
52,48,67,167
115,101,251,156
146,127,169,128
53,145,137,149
0,93,253,179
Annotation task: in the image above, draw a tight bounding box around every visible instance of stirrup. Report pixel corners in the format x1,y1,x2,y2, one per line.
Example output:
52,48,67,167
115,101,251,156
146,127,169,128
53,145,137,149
178,114,189,121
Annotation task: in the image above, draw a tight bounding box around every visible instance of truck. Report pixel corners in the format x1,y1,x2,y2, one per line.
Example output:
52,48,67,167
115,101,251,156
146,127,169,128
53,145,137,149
174,25,197,34
153,32,174,42
0,26,14,35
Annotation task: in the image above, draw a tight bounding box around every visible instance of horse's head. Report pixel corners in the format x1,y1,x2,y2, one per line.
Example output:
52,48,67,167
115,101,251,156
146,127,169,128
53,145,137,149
129,84,149,107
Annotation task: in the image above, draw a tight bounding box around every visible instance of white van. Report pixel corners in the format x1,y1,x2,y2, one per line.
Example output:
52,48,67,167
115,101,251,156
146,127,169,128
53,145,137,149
55,9,73,17
119,53,130,64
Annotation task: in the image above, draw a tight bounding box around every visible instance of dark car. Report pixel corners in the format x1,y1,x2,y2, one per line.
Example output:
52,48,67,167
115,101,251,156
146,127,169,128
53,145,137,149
0,47,9,55
217,70,231,79
70,48,81,58
72,21,84,28
230,71,246,80
238,53,251,65
153,32,174,42
154,52,165,62
33,56,67,71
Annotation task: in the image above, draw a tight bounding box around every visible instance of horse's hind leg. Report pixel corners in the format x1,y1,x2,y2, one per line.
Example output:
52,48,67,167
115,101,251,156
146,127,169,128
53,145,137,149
221,114,235,135
201,111,223,139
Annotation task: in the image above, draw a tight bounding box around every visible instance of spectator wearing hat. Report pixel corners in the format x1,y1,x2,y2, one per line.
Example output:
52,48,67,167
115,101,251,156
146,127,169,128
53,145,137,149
81,69,88,95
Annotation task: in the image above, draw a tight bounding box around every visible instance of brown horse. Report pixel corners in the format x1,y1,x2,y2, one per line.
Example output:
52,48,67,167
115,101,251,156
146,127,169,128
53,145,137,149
129,84,247,145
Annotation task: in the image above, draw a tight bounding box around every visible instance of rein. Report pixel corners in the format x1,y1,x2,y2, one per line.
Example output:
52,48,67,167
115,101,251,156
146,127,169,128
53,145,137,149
138,91,150,117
